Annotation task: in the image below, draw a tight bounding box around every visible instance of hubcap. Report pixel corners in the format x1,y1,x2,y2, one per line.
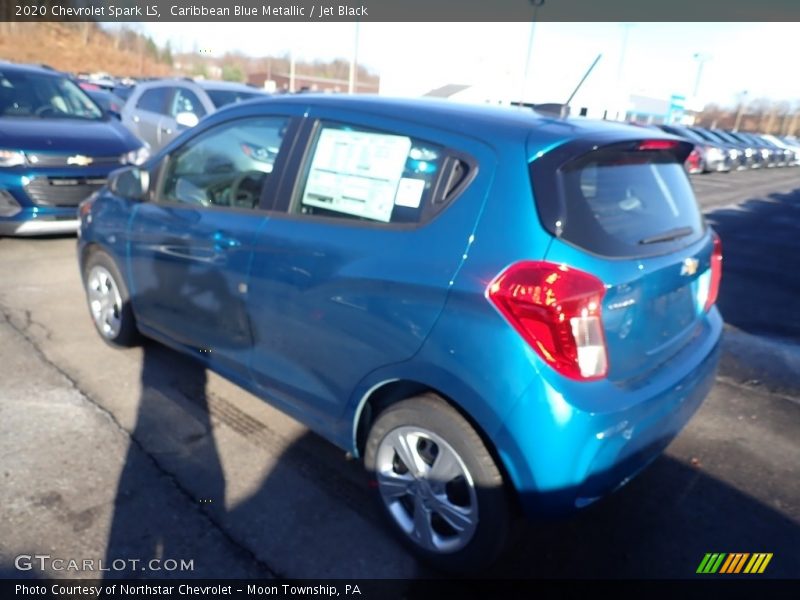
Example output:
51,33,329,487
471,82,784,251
86,266,123,339
375,426,478,553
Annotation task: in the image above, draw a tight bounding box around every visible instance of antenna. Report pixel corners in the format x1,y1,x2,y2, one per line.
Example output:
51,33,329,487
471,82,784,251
561,53,602,118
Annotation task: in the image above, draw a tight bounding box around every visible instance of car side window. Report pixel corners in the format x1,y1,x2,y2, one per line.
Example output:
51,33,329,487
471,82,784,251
170,88,207,119
159,117,289,210
292,123,445,225
136,87,170,115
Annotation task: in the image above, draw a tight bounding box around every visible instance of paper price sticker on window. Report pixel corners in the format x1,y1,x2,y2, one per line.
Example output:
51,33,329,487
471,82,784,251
301,128,412,223
394,178,426,208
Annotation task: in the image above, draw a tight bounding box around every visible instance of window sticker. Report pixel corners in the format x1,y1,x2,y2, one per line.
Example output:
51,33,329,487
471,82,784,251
302,128,412,223
394,177,426,208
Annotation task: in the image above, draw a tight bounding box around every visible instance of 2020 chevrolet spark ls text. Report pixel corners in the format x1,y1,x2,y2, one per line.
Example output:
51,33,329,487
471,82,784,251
77,96,722,572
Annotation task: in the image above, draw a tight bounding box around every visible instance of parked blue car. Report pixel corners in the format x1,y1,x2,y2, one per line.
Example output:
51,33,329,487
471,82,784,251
0,62,147,236
77,96,723,572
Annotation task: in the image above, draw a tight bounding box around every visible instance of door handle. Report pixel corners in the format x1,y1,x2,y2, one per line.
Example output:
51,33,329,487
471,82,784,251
160,126,173,135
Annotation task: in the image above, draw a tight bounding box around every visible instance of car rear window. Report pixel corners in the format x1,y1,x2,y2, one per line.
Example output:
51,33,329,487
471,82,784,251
532,141,704,257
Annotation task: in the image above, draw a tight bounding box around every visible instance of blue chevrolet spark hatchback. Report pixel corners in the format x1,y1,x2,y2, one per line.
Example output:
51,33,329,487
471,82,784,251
77,96,722,571
0,63,147,236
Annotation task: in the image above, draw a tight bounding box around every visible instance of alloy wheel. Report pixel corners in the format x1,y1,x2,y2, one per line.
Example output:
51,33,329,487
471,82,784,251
375,426,478,553
86,265,123,339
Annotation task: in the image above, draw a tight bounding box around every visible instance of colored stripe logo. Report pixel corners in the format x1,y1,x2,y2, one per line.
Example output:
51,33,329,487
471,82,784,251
696,553,773,574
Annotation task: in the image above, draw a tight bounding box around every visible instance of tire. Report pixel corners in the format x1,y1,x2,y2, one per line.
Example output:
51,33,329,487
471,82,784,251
364,394,513,573
82,249,139,347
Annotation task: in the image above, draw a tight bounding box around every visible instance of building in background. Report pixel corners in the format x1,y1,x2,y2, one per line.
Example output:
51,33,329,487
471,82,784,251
248,72,379,94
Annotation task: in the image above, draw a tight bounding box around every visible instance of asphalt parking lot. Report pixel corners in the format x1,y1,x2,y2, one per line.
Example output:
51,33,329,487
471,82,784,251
0,167,799,580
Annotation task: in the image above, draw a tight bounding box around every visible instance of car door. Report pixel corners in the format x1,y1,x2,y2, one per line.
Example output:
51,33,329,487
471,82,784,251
127,112,300,380
127,86,172,149
158,86,208,147
244,109,495,435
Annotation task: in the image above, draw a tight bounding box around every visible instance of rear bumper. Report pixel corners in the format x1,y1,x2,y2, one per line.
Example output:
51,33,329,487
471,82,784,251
495,309,722,518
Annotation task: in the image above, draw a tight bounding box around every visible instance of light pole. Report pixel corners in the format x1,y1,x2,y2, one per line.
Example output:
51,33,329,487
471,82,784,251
520,0,545,108
692,53,711,99
348,20,361,94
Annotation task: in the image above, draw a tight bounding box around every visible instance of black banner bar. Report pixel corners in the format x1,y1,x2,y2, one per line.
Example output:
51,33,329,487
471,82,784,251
3,0,800,23
3,579,799,600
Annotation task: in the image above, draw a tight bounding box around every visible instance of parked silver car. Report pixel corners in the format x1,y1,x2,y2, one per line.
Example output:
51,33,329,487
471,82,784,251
121,79,267,151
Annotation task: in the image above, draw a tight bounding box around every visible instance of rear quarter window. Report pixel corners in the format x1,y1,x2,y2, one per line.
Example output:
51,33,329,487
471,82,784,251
291,122,471,226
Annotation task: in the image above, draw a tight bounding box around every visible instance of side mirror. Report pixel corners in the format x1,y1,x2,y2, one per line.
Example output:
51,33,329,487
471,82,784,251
175,111,200,129
108,167,149,201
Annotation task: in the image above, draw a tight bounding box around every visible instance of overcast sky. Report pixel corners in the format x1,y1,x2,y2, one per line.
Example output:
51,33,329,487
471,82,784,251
129,22,800,106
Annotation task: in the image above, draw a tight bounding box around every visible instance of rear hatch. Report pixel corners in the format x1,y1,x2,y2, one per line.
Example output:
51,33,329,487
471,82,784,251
530,136,718,383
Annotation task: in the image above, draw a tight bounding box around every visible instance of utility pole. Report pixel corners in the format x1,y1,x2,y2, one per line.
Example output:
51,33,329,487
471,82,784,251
138,35,144,77
780,111,791,135
520,0,545,108
617,24,633,87
289,50,295,93
615,23,634,120
788,111,800,137
733,90,748,132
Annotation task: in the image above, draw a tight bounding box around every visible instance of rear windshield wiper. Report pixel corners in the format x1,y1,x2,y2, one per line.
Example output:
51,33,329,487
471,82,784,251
638,226,694,245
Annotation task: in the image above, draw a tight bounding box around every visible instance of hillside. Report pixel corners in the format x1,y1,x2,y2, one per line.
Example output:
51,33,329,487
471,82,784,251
0,23,173,77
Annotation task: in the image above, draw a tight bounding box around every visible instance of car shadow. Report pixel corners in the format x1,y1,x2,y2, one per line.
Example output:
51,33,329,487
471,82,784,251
102,337,799,579
705,188,800,342
488,454,800,578
103,341,226,579
228,427,799,579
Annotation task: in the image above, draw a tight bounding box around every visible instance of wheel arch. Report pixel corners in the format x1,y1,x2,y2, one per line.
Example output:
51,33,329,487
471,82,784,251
351,375,523,515
78,241,102,275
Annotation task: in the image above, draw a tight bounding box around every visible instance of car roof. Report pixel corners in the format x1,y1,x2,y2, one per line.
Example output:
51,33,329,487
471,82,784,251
134,78,261,93
228,94,654,145
195,80,262,92
0,61,63,77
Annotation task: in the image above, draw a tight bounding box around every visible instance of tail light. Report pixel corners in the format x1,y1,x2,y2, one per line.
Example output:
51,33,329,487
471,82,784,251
686,148,701,171
486,261,608,381
704,232,723,312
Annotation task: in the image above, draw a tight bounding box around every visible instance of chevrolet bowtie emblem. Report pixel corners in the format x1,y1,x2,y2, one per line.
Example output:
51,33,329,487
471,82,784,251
67,154,93,166
681,257,699,276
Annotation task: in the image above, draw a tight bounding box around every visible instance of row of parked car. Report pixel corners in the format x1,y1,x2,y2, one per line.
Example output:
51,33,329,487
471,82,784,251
2,57,797,238
0,61,270,235
653,124,800,174
77,73,267,151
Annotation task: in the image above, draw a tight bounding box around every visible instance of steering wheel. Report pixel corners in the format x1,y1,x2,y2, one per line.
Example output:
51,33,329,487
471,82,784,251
228,170,265,208
35,105,58,117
